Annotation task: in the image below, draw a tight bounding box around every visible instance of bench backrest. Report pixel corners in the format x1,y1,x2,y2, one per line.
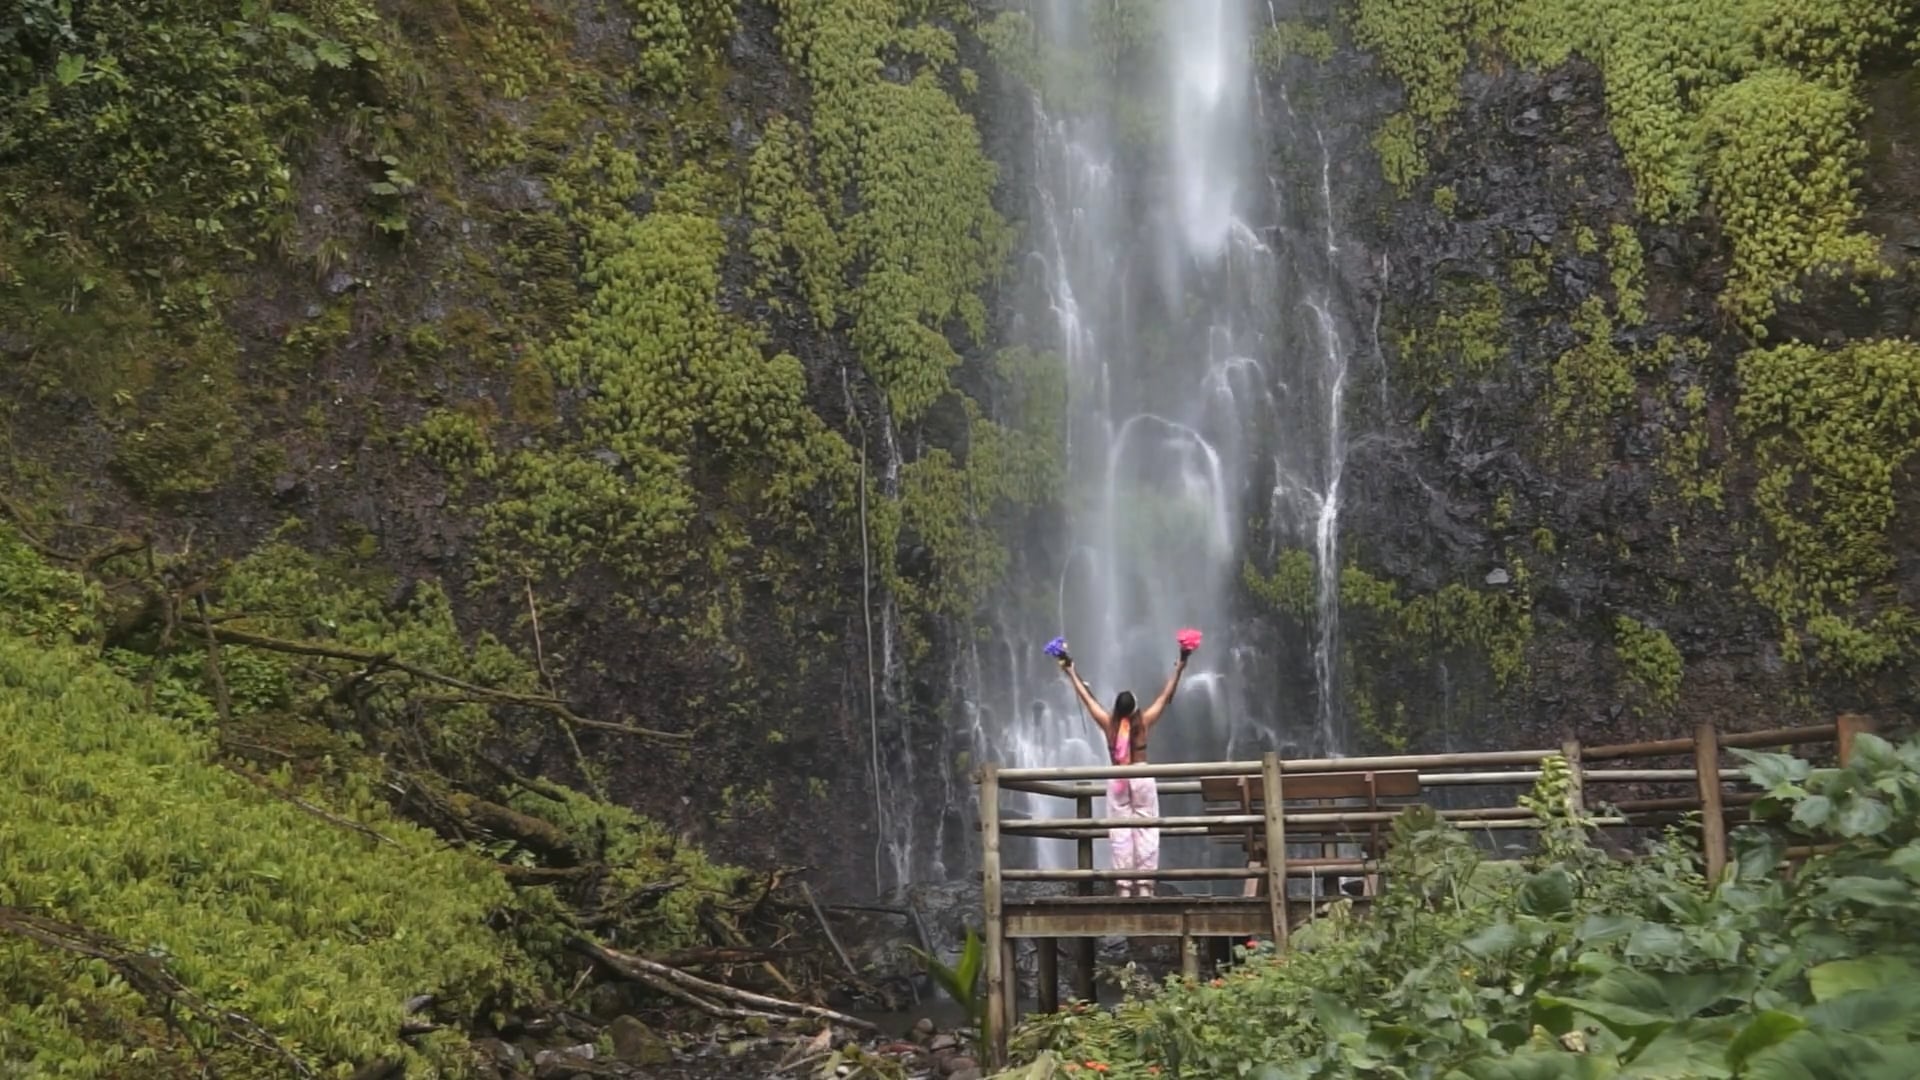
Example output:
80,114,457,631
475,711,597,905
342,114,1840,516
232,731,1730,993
1198,770,1422,807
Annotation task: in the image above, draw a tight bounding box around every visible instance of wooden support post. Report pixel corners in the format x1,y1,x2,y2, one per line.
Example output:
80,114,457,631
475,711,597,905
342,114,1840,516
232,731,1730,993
1073,793,1096,1003
1694,723,1727,884
1561,739,1585,815
1262,753,1289,949
1003,938,1018,1032
981,765,1008,1066
1837,713,1875,766
1036,938,1058,1015
1180,932,1200,981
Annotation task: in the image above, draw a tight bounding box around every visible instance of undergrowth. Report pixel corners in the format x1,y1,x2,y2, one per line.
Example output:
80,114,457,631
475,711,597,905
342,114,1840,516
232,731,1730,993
1003,732,1920,1078
0,521,744,1075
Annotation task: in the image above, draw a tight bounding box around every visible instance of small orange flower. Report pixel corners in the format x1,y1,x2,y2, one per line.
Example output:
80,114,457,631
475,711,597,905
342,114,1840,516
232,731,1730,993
1209,978,1224,987
1148,1068,1163,1076
1086,1061,1110,1072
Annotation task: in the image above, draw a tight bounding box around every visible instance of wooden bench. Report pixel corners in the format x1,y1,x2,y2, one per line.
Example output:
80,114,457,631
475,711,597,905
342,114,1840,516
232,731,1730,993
1199,770,1422,897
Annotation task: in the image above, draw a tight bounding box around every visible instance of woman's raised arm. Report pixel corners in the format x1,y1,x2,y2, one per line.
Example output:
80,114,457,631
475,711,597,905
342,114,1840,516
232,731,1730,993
1139,656,1188,728
1060,660,1112,732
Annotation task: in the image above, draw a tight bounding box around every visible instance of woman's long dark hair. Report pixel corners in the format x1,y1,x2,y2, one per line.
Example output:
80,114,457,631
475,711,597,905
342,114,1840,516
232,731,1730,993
1111,690,1137,720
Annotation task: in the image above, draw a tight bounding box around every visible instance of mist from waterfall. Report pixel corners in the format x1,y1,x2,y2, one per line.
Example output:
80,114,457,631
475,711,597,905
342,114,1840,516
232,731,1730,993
938,0,1360,881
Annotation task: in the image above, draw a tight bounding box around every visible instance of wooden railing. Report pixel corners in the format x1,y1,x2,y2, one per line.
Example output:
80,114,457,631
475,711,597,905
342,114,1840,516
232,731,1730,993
971,715,1875,1065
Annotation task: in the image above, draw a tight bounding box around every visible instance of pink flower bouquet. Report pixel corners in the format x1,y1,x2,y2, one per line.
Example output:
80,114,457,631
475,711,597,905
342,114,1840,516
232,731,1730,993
1176,628,1202,656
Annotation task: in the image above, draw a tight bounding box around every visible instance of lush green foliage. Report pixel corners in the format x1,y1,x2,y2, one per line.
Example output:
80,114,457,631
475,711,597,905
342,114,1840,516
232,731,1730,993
1002,733,1920,1078
1735,338,1920,672
0,633,515,1075
0,522,749,1074
1245,551,1534,690
1243,549,1318,618
484,209,856,591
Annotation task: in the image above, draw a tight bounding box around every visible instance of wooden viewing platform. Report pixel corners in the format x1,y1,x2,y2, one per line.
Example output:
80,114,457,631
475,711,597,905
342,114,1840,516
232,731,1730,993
973,715,1877,1065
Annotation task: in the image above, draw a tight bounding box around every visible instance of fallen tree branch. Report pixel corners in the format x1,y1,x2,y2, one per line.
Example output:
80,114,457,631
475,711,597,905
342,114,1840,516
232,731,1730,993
203,625,691,743
228,766,401,848
570,939,877,1033
501,863,602,887
0,905,319,1077
0,493,149,570
651,945,800,968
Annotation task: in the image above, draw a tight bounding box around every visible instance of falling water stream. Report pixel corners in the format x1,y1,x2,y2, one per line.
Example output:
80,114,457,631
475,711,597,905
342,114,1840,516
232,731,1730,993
873,0,1362,893
920,0,1361,888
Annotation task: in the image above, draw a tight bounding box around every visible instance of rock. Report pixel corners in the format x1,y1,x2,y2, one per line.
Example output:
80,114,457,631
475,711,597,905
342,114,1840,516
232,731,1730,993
927,1033,958,1054
1485,567,1510,586
944,1058,980,1078
608,1015,671,1065
912,1017,935,1042
951,1069,982,1080
471,1038,525,1069
533,1044,594,1067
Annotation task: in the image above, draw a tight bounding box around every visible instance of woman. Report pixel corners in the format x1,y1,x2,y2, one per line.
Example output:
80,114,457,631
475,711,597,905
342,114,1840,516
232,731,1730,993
1057,639,1193,897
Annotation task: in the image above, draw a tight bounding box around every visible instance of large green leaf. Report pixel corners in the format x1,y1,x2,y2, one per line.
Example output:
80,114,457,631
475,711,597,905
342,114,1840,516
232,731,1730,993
1734,751,1811,793
1819,875,1914,908
1444,1050,1620,1080
1742,1029,1913,1080
1618,1016,1736,1078
1577,914,1641,946
1835,796,1894,838
1464,921,1523,958
1790,796,1833,830
1803,986,1920,1036
1805,956,1916,1003
1732,830,1788,882
1726,1011,1806,1070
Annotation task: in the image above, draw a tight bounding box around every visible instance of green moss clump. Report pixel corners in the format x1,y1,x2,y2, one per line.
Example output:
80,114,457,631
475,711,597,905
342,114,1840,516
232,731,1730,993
1243,548,1317,618
1605,222,1647,325
627,0,738,94
1612,614,1682,711
407,406,500,481
1398,278,1506,387
1248,553,1535,688
1372,111,1429,196
1544,298,1632,462
1432,184,1458,216
1508,244,1552,298
1736,338,1920,671
1659,379,1726,507
483,210,855,589
1698,68,1885,332
746,116,847,327
1256,19,1338,70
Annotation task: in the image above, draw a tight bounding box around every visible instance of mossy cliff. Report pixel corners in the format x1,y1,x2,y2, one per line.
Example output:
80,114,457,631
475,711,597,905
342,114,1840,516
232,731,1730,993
1,0,1052,898
1246,0,1920,752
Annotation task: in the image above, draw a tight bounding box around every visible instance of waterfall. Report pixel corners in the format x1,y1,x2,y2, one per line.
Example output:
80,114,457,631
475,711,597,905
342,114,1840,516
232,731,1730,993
923,0,1361,883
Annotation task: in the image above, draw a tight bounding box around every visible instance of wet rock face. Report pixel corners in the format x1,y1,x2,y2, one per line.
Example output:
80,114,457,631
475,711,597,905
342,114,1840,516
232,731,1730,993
1257,45,1920,753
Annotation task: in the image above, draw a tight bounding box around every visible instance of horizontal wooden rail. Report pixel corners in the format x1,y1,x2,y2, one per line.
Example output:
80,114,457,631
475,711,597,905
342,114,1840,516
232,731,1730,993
1584,723,1836,761
1001,803,1657,835
1001,861,1377,882
1004,767,1746,800
991,748,1560,783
